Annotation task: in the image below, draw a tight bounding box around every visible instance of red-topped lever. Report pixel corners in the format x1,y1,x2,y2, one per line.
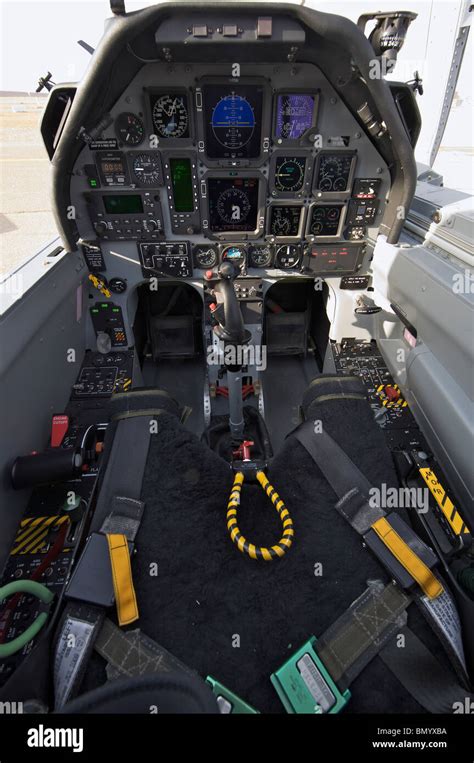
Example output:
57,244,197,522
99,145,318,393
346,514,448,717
232,441,254,462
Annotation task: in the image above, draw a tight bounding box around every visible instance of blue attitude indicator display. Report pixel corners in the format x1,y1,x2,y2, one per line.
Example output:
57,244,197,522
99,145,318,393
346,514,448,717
275,94,316,140
203,84,264,159
211,94,255,150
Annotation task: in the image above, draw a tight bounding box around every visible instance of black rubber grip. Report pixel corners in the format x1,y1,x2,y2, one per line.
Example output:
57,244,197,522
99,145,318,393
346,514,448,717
11,449,82,489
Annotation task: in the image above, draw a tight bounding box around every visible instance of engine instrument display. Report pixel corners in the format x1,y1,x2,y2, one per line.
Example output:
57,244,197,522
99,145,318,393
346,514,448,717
208,177,259,232
308,204,344,237
115,113,145,146
274,156,307,193
315,153,354,193
170,157,194,212
269,205,303,238
150,93,189,139
275,94,317,140
203,85,263,159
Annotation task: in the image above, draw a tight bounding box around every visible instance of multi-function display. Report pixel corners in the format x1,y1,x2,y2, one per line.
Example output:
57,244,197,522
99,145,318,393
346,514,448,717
203,85,264,159
208,177,259,232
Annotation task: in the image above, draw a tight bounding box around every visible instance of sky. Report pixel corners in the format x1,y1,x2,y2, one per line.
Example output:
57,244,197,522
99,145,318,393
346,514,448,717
0,0,471,176
0,0,443,93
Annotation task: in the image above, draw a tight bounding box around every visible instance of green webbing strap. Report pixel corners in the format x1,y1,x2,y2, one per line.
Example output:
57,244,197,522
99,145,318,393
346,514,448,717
94,619,194,680
316,581,474,712
0,581,54,658
316,582,411,690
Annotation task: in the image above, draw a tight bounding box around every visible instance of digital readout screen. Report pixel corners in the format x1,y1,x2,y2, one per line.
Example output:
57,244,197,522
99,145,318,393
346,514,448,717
103,194,144,214
170,157,194,213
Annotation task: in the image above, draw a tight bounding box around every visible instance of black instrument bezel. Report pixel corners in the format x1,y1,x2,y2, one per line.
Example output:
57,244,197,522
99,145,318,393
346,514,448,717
144,87,195,147
127,150,164,188
201,171,267,241
265,202,306,243
312,150,357,200
161,150,201,233
272,90,320,147
195,77,272,168
305,202,347,241
114,112,146,147
268,150,314,199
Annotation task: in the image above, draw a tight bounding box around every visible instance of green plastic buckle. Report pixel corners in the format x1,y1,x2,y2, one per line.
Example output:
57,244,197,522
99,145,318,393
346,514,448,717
206,676,259,714
271,636,351,714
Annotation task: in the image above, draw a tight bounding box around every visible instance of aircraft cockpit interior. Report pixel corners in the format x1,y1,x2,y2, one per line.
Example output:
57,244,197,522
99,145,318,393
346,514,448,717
0,0,473,726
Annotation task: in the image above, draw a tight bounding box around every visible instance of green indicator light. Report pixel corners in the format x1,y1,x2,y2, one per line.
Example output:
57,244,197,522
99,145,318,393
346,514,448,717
101,303,108,308
91,309,99,313
89,179,98,188
112,308,120,312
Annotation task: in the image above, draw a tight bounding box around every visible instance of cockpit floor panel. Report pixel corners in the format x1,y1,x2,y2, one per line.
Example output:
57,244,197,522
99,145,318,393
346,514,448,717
82,403,447,713
260,354,320,451
142,357,206,435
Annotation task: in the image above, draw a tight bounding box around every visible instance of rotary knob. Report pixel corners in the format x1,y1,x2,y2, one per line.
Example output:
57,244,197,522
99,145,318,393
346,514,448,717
94,221,108,236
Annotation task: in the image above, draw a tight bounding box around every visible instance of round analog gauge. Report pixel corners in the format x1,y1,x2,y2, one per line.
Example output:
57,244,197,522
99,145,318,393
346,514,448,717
132,153,162,185
333,177,347,192
275,245,301,269
248,245,272,268
211,94,255,150
319,177,333,192
271,215,291,236
194,246,218,268
222,245,246,263
115,113,145,146
310,209,327,235
108,277,127,294
217,187,251,225
152,94,189,139
274,157,306,193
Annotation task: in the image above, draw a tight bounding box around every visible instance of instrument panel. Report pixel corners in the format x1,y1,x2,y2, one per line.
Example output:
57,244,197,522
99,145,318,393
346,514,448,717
72,62,390,278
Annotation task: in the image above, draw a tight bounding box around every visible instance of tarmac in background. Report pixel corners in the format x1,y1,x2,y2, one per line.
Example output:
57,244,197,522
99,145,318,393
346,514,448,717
0,94,55,276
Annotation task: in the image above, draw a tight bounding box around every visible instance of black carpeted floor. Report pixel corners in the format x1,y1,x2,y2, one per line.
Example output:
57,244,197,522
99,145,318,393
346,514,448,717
118,389,440,714
82,383,451,713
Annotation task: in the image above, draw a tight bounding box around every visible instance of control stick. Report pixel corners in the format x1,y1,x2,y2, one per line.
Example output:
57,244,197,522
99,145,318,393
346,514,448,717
209,262,251,439
212,262,250,345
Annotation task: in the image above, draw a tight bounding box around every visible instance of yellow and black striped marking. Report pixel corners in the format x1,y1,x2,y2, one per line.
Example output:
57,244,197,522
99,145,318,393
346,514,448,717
419,467,470,537
226,471,294,561
377,383,408,408
10,515,70,556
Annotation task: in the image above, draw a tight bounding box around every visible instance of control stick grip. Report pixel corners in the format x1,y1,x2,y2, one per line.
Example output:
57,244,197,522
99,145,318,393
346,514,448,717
213,262,248,345
11,449,83,490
